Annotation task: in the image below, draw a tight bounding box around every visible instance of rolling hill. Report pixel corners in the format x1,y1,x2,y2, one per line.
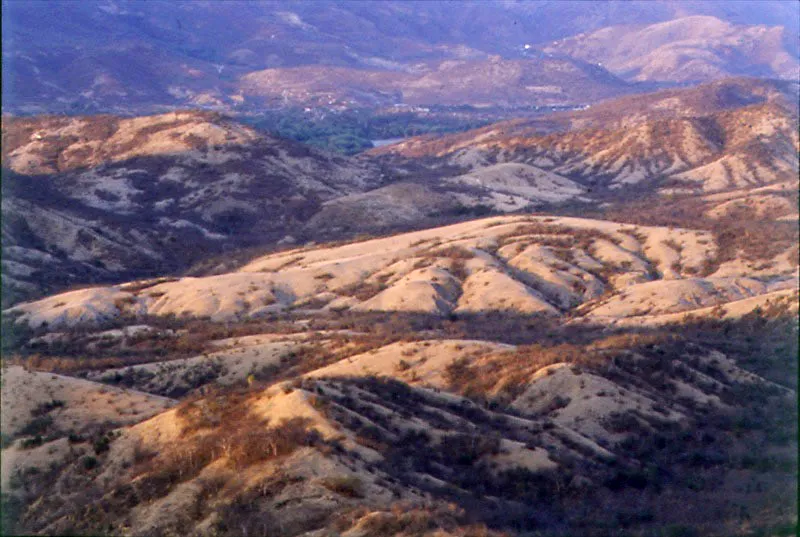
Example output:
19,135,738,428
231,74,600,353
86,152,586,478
3,79,797,306
2,213,796,536
238,56,637,108
2,3,799,536
370,78,799,194
8,214,796,330
1,111,382,305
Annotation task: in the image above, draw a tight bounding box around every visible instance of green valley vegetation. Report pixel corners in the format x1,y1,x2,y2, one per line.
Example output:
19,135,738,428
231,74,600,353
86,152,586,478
241,107,491,154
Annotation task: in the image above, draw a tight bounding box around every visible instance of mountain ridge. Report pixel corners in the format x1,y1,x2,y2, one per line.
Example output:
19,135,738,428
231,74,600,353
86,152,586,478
4,1,797,113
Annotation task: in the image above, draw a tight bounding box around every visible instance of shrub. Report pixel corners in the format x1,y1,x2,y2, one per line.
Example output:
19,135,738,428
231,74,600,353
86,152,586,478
211,492,278,537
439,433,501,466
19,416,53,437
427,245,476,260
336,281,387,301
134,397,322,503
30,400,65,417
0,434,14,449
20,436,44,449
320,475,364,498
93,433,113,455
113,295,137,309
226,418,322,470
450,259,469,280
444,357,473,388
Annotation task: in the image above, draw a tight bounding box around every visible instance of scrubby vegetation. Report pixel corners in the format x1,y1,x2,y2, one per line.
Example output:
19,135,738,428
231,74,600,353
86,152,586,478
3,306,797,536
590,194,800,275
1,262,796,536
243,108,490,155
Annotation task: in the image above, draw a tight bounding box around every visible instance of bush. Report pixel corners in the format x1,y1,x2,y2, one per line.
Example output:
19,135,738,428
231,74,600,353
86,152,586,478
320,475,364,498
30,399,65,417
0,493,23,536
20,435,44,449
439,433,501,466
226,418,322,470
134,397,322,503
19,416,53,437
336,281,387,301
443,357,473,388
0,433,14,449
93,433,113,455
212,495,277,537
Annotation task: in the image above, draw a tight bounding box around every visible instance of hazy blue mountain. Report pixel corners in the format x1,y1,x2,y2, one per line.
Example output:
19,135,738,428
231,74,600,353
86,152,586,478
3,0,797,113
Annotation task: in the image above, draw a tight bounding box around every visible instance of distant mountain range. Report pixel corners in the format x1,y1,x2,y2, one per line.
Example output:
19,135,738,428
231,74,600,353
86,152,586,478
543,15,799,83
3,1,797,113
239,56,637,108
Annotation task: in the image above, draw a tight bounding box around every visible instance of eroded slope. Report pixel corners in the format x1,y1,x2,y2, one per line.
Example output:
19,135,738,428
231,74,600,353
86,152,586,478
8,215,796,331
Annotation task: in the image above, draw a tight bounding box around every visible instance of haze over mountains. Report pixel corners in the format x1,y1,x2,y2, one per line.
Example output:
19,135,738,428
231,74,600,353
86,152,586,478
1,2,798,536
544,15,800,83
3,0,798,112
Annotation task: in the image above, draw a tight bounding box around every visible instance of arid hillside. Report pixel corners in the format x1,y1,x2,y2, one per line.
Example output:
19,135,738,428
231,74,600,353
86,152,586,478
5,79,798,303
0,111,383,306
8,214,796,331
3,78,797,309
370,78,797,148
2,3,798,535
543,15,799,83
2,213,796,536
239,56,637,108
4,1,797,114
370,79,799,194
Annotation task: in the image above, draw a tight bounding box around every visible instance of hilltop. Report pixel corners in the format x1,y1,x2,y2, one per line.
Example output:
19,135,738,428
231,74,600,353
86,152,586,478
239,56,637,109
3,79,797,306
8,214,796,330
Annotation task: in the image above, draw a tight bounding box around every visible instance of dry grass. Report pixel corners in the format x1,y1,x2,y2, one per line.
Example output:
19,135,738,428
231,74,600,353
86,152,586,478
337,281,388,301
132,394,321,502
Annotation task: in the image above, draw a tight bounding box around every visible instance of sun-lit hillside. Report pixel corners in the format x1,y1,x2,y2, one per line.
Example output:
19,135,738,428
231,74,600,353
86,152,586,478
2,2,798,536
543,16,799,83
7,214,796,332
